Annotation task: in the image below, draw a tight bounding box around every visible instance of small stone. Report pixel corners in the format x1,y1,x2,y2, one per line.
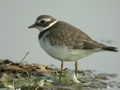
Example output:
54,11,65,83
97,73,109,80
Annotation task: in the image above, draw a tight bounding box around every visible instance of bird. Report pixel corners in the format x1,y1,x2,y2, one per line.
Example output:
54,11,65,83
28,15,118,80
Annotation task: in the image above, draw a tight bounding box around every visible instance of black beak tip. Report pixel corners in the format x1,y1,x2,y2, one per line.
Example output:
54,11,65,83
28,24,36,29
28,26,32,28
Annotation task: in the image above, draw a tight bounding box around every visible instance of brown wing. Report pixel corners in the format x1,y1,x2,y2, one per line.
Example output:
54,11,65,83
47,21,106,49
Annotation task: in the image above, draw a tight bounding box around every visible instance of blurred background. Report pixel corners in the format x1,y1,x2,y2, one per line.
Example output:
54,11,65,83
0,0,120,77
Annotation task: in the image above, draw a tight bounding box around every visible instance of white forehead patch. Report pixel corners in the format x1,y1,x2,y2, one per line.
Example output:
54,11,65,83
38,18,51,23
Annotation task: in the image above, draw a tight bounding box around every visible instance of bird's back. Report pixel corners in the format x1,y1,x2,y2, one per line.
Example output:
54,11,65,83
46,21,106,49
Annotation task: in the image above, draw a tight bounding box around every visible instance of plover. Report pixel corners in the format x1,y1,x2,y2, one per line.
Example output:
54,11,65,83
28,15,118,80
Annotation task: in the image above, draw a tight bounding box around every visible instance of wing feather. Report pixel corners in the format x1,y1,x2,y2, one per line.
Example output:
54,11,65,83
46,21,106,49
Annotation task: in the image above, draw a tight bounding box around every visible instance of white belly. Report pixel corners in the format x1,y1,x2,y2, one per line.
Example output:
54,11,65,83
39,37,100,61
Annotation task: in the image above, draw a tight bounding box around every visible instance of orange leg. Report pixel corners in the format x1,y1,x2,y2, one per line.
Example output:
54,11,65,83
75,61,78,76
59,61,64,80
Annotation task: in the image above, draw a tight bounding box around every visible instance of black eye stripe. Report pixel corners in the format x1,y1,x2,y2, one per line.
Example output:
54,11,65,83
40,20,46,23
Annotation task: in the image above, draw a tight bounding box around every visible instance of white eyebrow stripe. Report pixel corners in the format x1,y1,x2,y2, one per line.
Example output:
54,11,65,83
38,18,51,22
43,18,51,21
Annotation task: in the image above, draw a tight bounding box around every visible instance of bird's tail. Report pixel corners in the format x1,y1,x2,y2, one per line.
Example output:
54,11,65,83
102,46,118,52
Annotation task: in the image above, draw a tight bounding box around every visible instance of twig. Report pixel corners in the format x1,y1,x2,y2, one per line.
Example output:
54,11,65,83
35,85,40,90
19,52,30,64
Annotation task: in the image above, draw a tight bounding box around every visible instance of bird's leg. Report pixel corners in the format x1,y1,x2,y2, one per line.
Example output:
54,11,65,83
59,61,64,80
75,61,78,77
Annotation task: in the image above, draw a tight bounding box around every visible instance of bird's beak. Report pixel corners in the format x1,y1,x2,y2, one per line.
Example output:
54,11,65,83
28,24,36,28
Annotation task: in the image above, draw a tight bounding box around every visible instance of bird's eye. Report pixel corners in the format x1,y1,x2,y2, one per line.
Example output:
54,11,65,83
40,20,46,24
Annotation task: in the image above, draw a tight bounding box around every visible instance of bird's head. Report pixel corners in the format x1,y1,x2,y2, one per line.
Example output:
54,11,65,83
28,15,57,31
